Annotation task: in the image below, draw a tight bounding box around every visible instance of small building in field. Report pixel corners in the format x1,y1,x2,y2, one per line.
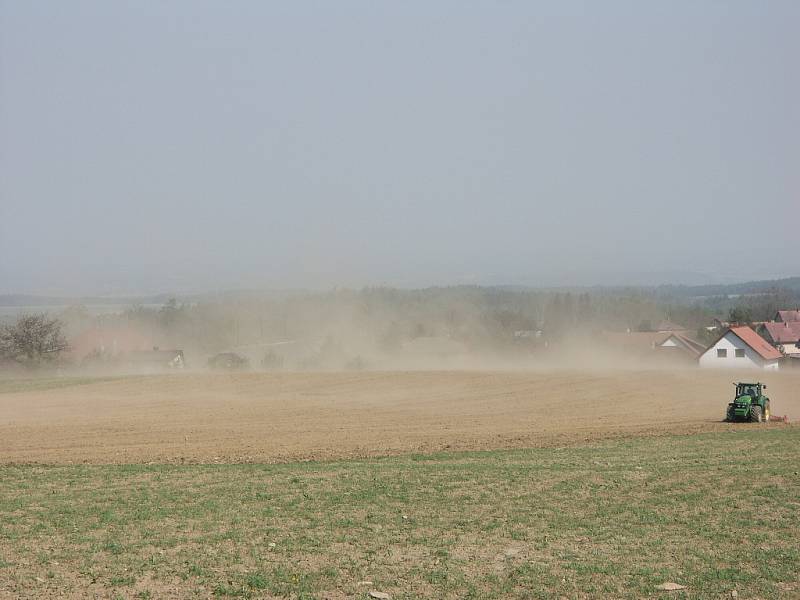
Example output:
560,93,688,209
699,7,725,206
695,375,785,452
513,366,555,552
698,326,781,370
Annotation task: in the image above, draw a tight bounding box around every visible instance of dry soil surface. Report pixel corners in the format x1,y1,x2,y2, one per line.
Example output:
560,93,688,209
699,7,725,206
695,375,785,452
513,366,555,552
1,369,799,464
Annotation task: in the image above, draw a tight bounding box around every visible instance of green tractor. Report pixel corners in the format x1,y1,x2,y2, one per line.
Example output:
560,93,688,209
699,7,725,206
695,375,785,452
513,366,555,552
725,382,771,423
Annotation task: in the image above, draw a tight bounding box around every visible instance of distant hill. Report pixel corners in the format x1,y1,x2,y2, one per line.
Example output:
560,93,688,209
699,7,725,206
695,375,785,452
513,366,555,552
654,277,800,299
0,294,173,307
2,276,798,308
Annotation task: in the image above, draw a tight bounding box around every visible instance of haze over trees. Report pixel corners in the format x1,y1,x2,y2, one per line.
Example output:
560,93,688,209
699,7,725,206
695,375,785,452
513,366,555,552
0,314,68,368
1,277,796,372
49,286,739,366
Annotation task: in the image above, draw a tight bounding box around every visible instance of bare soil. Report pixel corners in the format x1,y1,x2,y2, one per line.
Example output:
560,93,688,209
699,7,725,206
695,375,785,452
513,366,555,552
1,369,798,464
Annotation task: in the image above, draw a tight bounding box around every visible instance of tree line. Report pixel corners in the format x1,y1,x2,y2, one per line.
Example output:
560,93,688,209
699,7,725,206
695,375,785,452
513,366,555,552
2,283,795,371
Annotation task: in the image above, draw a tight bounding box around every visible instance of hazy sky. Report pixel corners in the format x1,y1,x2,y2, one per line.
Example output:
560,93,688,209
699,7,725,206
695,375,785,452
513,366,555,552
1,1,798,295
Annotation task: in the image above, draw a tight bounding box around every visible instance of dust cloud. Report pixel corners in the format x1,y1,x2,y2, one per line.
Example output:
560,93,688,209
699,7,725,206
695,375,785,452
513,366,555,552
35,287,711,376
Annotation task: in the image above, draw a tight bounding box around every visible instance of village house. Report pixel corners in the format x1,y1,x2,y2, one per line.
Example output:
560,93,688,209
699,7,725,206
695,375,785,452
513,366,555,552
656,331,706,363
712,317,730,330
757,321,800,357
774,309,800,323
599,322,703,364
698,326,782,370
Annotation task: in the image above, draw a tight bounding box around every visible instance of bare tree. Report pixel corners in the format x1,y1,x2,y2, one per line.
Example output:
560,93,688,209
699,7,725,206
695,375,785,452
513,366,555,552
0,314,69,367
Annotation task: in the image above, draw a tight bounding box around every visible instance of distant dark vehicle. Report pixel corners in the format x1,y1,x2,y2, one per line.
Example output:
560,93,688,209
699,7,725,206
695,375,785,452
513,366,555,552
208,352,249,370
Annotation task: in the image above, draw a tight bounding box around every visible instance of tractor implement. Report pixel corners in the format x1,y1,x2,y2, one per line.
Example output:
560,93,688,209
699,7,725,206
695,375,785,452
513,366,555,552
768,414,790,423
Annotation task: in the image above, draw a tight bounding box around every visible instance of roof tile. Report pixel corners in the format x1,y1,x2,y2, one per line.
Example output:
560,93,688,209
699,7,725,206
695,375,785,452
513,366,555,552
729,326,783,360
762,321,800,344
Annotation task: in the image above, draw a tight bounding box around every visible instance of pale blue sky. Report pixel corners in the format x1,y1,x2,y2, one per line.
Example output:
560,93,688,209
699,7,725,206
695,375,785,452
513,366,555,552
1,1,798,294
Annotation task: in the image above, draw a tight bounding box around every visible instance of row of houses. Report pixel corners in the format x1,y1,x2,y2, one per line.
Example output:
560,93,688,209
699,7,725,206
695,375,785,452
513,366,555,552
698,326,782,370
600,309,800,370
66,309,800,373
691,309,800,370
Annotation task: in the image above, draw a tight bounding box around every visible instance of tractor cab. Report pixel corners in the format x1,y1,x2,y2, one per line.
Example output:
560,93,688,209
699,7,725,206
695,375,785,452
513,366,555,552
727,382,770,422
735,382,763,400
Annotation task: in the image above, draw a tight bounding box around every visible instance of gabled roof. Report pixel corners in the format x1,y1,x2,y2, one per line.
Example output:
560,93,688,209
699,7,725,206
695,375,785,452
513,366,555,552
660,332,705,357
762,321,800,344
716,326,783,361
776,310,800,322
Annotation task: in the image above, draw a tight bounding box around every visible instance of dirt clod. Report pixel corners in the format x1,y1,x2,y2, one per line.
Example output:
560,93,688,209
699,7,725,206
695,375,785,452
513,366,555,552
657,582,686,591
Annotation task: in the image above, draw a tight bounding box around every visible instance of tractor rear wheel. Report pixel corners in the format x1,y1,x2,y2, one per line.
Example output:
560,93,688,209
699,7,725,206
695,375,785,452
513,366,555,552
749,405,763,423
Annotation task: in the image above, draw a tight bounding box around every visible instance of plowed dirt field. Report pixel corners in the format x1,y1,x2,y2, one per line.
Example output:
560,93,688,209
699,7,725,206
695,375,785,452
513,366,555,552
1,369,798,464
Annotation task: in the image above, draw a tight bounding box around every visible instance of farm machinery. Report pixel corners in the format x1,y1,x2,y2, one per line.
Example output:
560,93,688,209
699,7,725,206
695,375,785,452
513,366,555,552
725,382,772,423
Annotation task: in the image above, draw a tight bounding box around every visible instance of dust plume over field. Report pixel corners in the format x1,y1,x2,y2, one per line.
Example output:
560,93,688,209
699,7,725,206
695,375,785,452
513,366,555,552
1,369,798,465
49,286,720,375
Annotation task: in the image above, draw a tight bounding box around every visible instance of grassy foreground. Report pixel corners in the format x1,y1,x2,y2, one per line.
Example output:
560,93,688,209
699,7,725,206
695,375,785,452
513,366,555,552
1,429,798,599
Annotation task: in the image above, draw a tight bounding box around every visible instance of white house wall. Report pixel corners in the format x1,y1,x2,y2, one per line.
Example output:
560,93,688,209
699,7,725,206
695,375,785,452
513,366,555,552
779,343,800,356
698,332,779,370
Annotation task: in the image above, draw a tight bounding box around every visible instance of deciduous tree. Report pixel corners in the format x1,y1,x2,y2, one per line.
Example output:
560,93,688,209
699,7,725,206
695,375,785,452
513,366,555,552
0,314,68,367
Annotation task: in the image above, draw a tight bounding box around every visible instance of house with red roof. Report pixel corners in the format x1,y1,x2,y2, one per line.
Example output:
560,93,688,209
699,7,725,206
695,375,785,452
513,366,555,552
758,321,800,357
774,310,800,323
698,326,782,370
